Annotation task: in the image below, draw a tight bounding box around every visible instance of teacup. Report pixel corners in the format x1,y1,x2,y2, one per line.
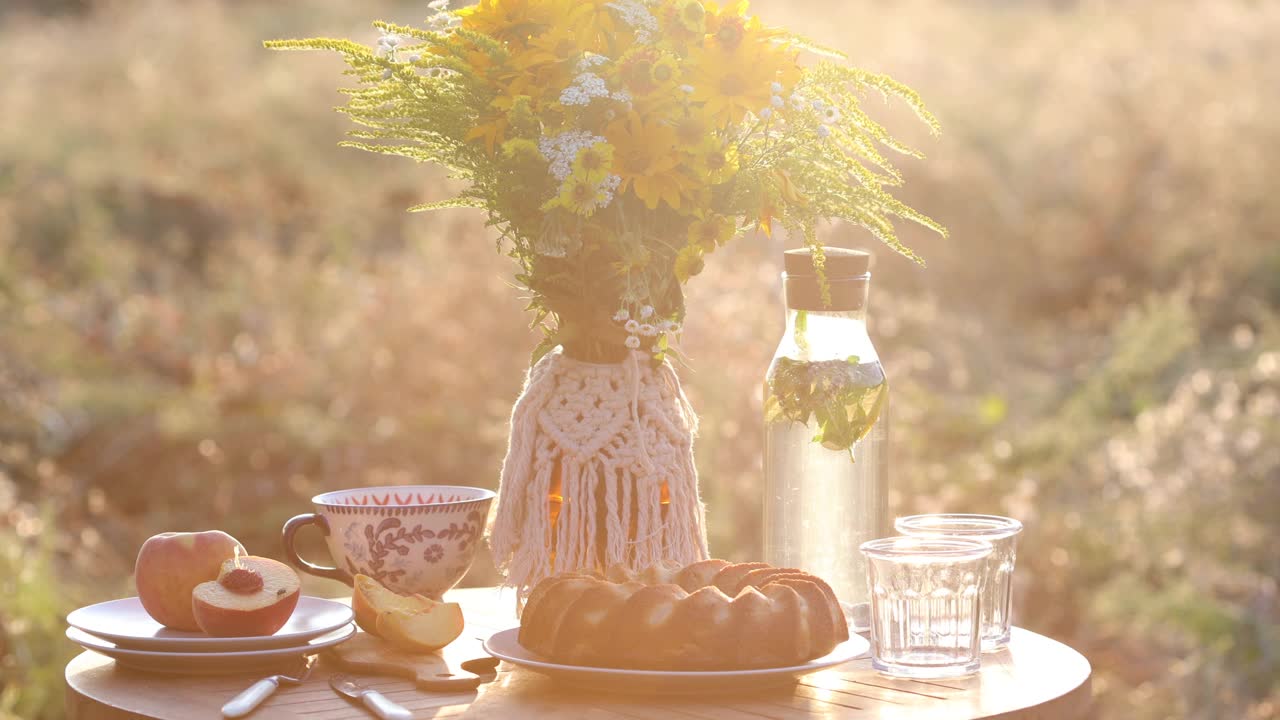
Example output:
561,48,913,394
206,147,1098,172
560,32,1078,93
282,485,495,600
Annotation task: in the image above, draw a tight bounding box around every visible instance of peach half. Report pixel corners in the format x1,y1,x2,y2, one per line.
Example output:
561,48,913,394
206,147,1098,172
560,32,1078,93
192,556,300,637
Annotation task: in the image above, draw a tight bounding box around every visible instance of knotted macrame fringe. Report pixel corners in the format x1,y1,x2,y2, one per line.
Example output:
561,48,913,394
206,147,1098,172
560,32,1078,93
489,349,708,604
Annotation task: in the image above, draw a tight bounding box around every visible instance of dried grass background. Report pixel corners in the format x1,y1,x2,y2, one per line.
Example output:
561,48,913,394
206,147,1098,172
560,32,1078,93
0,1,1277,718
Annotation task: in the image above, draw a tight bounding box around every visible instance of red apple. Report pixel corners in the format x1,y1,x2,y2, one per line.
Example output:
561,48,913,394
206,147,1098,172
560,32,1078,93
135,530,245,631
192,556,301,637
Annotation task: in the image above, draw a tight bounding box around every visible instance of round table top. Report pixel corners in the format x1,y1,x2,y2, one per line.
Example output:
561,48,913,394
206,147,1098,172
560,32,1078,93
67,586,1092,720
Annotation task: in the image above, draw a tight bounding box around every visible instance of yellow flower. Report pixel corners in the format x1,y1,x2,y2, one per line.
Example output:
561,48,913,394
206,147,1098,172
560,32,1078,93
673,245,706,283
607,112,696,211
516,25,582,69
565,0,624,53
688,137,739,184
672,111,711,150
615,46,662,97
572,142,613,184
650,55,680,88
458,0,571,47
687,215,735,252
676,0,707,34
549,173,608,216
687,41,794,127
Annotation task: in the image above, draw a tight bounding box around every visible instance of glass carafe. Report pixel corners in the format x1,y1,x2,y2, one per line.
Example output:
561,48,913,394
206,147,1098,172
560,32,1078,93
763,247,889,631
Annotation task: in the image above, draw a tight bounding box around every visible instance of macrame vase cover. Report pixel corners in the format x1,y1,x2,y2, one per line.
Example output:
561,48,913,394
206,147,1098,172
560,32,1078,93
490,349,709,600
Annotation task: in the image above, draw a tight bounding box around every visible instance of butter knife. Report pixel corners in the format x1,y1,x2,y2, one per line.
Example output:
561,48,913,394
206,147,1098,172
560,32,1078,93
329,673,413,720
221,656,315,718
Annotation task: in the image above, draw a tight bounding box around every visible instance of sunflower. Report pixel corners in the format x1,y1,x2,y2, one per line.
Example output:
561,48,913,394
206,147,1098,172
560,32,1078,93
607,112,696,211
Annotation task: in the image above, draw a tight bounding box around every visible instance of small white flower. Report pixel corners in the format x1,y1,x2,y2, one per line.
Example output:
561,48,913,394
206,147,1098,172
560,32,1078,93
759,107,772,119
428,0,449,9
639,323,658,337
822,105,841,124
771,95,784,108
379,33,401,48
539,130,608,182
408,54,421,63
658,319,674,332
577,54,609,71
625,335,641,349
817,124,831,138
607,0,658,43
789,93,807,110
613,308,630,322
639,305,654,319
679,84,695,94
812,98,826,111
382,68,394,79
625,319,641,333
771,81,783,93
560,72,611,106
667,322,682,334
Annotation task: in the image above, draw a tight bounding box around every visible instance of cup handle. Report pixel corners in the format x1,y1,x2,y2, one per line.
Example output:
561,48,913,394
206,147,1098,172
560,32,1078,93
281,513,354,586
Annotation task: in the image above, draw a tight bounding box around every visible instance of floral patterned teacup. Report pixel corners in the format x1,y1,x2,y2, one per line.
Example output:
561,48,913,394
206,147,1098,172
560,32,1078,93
282,485,495,600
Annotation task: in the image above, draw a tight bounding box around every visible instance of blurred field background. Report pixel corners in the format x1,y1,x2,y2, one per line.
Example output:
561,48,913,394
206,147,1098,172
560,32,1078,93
1,0,1277,718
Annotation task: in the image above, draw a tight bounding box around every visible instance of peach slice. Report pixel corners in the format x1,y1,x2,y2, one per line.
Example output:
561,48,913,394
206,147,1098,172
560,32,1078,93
352,574,439,636
375,602,465,653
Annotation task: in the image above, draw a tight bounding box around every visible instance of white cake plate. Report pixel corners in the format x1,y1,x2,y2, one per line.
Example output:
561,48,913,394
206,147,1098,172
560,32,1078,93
483,627,869,694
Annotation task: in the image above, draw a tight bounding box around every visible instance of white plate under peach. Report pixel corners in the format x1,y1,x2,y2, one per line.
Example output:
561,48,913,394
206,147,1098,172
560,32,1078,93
66,596,353,652
482,628,869,694
65,623,355,675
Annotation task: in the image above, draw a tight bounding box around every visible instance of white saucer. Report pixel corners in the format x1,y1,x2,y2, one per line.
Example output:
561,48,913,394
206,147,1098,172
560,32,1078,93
66,596,353,651
66,623,355,675
483,628,869,694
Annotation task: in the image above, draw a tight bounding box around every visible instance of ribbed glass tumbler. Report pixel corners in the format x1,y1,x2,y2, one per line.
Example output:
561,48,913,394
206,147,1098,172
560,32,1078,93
895,514,1024,650
860,536,993,679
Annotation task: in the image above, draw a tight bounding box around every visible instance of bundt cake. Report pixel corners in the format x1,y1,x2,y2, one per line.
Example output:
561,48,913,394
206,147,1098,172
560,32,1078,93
518,559,849,670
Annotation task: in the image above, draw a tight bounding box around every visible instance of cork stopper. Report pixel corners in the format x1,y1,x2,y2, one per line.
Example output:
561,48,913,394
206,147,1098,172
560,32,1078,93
782,247,872,311
783,247,871,279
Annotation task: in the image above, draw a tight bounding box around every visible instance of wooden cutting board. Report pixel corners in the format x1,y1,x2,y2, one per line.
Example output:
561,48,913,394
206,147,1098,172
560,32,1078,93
325,630,499,691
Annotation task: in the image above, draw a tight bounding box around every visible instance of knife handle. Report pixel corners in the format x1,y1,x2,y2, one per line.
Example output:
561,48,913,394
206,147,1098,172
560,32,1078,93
221,678,279,718
361,690,413,720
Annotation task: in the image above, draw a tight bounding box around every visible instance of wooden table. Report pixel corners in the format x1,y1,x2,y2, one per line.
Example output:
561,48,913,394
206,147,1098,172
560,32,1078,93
67,586,1091,719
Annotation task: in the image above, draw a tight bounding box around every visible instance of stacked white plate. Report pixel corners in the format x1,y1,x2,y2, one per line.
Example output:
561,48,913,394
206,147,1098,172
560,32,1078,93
65,596,355,675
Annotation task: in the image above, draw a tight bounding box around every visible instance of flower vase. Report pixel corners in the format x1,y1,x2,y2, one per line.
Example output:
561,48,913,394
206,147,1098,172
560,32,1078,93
489,348,709,602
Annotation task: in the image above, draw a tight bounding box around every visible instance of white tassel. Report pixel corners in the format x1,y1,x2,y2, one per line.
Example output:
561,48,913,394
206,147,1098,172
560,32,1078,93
490,348,708,601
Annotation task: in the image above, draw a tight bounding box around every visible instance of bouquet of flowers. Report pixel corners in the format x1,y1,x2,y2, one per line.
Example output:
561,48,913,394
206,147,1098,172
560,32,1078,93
268,0,943,364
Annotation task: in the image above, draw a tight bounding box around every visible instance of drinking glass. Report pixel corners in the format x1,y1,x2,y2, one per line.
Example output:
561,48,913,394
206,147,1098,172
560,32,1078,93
860,536,992,679
895,514,1024,650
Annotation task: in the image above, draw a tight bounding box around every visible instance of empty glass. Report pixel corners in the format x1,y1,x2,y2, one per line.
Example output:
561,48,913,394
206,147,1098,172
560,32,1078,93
860,536,992,678
895,514,1024,650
